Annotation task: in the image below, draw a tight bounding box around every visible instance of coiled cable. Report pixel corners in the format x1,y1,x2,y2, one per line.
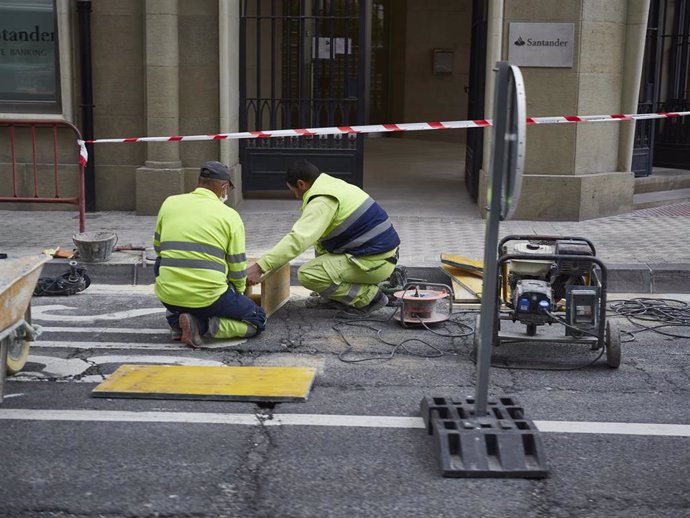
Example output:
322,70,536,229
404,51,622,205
608,297,690,341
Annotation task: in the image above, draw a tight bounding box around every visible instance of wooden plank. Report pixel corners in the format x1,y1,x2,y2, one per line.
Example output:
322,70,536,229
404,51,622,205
260,262,291,317
440,264,483,302
439,266,480,303
245,261,291,318
92,364,317,402
440,252,484,276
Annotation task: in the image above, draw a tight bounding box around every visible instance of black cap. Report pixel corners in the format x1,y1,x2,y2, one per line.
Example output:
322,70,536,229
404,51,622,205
200,161,232,184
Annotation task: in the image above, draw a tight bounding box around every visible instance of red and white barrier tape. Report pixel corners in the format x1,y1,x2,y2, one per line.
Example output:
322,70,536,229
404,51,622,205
77,110,690,167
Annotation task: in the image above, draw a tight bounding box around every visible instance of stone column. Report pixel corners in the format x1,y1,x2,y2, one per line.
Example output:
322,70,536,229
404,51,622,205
135,0,184,215
481,0,648,221
618,0,651,172
219,0,243,208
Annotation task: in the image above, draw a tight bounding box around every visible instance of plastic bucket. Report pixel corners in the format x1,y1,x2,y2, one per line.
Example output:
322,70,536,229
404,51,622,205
72,231,118,263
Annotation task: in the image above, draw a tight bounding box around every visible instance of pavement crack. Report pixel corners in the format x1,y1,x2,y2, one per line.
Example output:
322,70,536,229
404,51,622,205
626,357,658,390
210,404,278,516
528,481,552,517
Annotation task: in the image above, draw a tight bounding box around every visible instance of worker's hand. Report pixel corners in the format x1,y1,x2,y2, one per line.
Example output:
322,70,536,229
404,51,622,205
246,262,264,285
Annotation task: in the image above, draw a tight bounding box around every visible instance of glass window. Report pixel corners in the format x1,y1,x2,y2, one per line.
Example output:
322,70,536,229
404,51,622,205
0,0,61,113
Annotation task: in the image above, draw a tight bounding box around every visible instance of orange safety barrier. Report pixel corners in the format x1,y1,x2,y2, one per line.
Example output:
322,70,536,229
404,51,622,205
0,120,86,232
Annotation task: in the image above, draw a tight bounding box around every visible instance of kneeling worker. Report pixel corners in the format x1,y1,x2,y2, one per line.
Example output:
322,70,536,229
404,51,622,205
153,161,266,347
246,159,400,315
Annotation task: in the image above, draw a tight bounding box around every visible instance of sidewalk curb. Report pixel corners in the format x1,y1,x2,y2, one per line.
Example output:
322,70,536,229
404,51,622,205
41,259,690,294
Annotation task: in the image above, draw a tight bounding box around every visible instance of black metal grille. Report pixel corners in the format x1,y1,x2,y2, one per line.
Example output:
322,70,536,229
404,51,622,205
634,0,690,176
240,0,366,193
464,0,488,201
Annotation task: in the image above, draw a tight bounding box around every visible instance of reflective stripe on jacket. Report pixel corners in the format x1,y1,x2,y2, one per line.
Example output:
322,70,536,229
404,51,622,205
301,173,400,257
153,187,247,308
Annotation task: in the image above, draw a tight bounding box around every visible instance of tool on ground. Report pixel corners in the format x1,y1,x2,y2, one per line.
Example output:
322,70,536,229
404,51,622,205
114,244,147,251
421,62,548,479
392,283,453,327
42,247,76,259
33,260,91,297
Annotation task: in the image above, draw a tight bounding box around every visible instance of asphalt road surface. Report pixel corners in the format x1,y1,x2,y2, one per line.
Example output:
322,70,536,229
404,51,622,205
1,286,688,517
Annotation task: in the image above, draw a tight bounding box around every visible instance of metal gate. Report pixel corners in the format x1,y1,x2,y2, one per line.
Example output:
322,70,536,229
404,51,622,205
240,0,367,195
634,0,690,176
0,120,86,232
464,0,488,202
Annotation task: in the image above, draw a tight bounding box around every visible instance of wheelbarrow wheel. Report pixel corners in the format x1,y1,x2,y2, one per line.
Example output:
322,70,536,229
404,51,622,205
5,335,29,375
6,308,32,375
605,320,621,369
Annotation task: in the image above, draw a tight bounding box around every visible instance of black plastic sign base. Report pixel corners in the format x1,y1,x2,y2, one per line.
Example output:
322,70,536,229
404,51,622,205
420,395,549,478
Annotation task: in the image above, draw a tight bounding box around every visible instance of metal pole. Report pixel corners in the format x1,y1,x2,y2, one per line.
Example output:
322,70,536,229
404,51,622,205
474,62,510,417
0,337,7,403
77,0,96,211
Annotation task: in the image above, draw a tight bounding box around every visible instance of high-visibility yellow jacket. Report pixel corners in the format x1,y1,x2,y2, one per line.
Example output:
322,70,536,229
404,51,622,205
303,173,400,256
153,187,247,308
257,174,399,272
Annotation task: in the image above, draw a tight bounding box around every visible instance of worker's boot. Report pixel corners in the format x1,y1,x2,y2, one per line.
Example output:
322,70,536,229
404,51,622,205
305,292,348,310
345,289,389,317
179,313,203,348
361,290,389,316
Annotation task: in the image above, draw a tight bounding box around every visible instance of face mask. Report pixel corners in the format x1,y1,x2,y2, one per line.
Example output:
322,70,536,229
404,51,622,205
220,187,228,203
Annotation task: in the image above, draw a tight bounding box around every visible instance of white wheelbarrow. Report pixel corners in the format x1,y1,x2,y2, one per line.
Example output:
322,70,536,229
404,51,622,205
0,254,50,403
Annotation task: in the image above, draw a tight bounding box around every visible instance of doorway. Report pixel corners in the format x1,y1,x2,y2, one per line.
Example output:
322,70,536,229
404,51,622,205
239,0,480,213
239,0,367,195
634,0,690,177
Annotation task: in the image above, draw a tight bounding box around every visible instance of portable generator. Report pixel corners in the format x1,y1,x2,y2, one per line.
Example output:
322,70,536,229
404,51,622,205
473,234,621,368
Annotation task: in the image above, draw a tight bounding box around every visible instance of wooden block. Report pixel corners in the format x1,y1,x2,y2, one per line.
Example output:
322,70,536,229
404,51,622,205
245,261,291,317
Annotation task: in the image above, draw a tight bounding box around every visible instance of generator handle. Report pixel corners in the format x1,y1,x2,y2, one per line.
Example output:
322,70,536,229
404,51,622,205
497,253,608,346
498,234,596,256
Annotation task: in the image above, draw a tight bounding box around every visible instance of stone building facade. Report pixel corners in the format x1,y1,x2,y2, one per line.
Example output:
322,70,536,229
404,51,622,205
0,0,671,221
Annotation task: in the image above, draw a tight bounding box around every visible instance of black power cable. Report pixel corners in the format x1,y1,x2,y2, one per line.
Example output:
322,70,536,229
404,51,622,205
331,294,690,367
608,298,690,341
333,305,474,364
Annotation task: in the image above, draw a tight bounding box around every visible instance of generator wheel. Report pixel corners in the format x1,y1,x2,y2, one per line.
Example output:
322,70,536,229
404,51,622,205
605,320,621,369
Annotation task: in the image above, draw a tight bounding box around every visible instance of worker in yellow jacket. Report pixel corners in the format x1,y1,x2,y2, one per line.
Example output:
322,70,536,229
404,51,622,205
246,159,399,315
154,161,266,347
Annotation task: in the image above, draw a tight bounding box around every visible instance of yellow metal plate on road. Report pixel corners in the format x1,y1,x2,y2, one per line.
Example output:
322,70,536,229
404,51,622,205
92,365,317,402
